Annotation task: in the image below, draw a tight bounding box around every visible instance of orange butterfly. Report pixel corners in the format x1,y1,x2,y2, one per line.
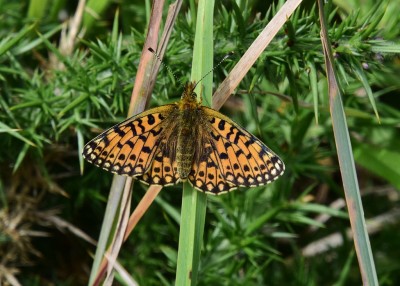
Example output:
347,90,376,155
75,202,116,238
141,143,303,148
82,82,284,195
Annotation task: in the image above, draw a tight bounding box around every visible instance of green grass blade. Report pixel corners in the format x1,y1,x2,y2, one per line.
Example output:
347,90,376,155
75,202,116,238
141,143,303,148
27,0,49,19
83,0,114,34
353,142,400,190
352,63,380,122
318,1,379,285
88,176,127,286
176,184,207,286
175,0,214,285
0,23,36,57
0,121,35,146
308,60,319,124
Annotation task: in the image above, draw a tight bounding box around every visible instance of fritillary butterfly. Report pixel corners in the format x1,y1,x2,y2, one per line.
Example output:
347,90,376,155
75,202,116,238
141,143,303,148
82,82,285,195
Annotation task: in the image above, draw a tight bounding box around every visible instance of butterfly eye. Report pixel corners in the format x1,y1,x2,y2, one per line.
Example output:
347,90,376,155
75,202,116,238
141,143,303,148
191,92,197,100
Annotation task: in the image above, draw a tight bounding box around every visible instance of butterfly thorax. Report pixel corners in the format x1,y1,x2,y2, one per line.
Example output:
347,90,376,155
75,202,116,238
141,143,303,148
175,82,202,180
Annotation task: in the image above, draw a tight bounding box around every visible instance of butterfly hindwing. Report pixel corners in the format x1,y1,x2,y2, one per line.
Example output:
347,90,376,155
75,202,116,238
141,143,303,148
138,138,180,186
201,106,285,189
188,142,235,194
82,105,176,177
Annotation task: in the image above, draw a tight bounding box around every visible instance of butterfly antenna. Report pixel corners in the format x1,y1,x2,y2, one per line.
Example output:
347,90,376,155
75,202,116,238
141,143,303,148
193,51,235,90
148,47,184,88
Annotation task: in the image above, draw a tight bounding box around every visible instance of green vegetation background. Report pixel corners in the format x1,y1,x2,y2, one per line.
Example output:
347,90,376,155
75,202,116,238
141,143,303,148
1,0,400,285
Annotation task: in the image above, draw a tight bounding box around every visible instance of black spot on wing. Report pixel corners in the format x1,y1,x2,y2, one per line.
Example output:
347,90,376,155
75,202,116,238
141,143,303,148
218,120,225,130
147,114,155,125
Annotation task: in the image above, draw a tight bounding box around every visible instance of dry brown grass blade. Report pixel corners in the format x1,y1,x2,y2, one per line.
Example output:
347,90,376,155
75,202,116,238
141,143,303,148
93,1,183,284
98,251,140,286
212,0,303,110
59,0,86,56
107,256,139,286
302,206,400,257
92,1,166,284
91,176,127,286
53,0,86,70
148,0,184,94
124,185,163,241
128,0,167,117
103,180,133,285
1,267,21,286
38,212,97,245
42,0,87,83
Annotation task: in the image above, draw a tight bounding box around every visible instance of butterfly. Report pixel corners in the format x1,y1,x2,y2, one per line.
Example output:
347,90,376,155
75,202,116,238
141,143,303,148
82,81,285,195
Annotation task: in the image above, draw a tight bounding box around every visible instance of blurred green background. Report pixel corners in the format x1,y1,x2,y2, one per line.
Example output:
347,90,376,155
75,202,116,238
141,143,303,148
1,0,400,285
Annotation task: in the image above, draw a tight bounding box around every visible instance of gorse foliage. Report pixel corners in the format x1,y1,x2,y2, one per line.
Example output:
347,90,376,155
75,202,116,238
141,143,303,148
1,0,399,285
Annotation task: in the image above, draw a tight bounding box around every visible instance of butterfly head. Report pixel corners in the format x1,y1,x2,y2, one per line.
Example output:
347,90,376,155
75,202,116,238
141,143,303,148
179,81,201,108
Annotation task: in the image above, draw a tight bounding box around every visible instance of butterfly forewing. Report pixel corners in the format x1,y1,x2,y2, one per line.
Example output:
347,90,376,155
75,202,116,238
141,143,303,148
82,105,176,177
201,106,285,189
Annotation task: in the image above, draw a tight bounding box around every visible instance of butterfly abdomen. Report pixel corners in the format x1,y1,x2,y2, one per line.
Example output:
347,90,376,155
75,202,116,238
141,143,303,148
176,107,198,180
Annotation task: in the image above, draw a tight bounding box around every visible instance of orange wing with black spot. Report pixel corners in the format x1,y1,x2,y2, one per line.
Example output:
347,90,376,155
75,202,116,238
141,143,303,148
188,142,235,194
82,105,177,177
188,106,285,194
138,135,181,186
